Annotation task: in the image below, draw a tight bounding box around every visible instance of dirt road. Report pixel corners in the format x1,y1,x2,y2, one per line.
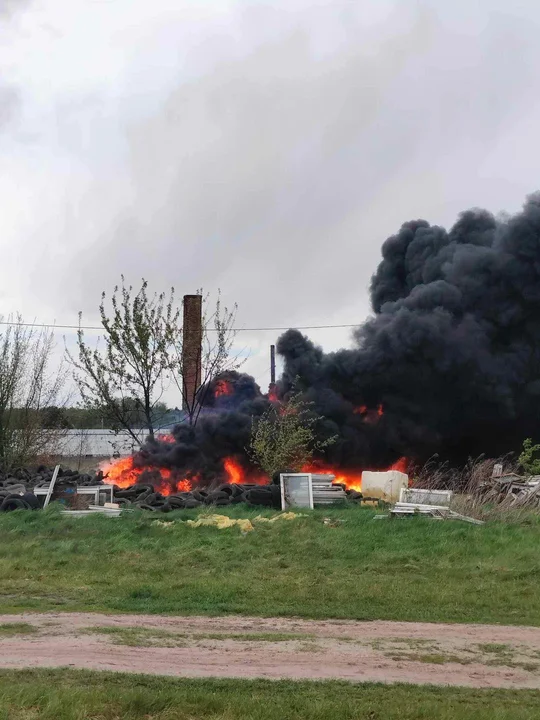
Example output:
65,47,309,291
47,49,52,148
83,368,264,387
1,612,540,688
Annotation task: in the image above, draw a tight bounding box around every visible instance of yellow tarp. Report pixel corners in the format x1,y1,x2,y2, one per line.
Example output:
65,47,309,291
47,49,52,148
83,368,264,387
253,512,304,523
185,514,255,532
184,512,305,532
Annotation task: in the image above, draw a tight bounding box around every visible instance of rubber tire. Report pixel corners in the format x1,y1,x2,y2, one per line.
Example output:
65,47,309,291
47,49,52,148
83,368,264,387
204,491,230,504
4,484,26,494
21,493,40,510
1,496,29,511
213,497,232,506
168,495,186,510
216,484,234,496
244,488,273,507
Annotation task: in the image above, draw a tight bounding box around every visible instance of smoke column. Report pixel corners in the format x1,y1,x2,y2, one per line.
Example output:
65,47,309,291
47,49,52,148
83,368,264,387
137,192,540,483
278,192,540,466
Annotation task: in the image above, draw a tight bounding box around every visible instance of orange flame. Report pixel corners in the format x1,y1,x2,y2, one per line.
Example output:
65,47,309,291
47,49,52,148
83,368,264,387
353,404,384,423
215,380,233,398
389,457,408,474
353,405,368,415
301,457,408,492
223,457,268,486
101,456,196,496
101,450,408,497
157,433,175,444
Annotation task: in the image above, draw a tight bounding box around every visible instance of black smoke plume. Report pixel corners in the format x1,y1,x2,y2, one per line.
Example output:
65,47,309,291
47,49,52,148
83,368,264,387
137,192,540,483
136,371,270,485
279,193,540,466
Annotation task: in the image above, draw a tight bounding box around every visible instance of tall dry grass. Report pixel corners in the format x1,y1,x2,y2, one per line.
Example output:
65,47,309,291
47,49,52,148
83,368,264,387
408,454,540,522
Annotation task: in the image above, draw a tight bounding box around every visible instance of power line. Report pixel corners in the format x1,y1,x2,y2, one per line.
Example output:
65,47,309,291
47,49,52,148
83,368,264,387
0,320,360,332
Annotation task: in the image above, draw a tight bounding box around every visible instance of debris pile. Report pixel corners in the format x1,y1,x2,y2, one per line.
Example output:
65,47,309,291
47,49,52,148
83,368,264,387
374,488,485,525
0,466,103,513
478,472,540,509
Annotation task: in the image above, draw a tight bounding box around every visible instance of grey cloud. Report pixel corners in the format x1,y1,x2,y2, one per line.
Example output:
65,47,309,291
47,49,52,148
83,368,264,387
7,1,540,348
0,0,31,129
0,0,28,15
53,1,540,334
0,85,19,127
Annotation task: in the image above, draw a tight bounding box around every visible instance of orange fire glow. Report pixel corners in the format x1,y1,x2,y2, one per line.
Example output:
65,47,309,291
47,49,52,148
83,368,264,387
102,450,408,497
301,456,408,492
353,405,368,415
101,456,197,496
157,433,175,443
223,457,268,486
101,454,269,495
301,463,363,492
214,380,233,398
353,404,384,423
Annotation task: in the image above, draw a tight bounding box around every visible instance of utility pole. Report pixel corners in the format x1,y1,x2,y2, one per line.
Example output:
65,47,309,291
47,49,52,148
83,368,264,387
270,344,276,385
268,344,277,400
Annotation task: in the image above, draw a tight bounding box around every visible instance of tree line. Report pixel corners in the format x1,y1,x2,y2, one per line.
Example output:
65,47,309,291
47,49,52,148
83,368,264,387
27,401,171,431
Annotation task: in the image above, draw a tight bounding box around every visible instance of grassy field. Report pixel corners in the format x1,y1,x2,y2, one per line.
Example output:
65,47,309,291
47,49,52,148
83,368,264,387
0,669,539,720
1,504,540,624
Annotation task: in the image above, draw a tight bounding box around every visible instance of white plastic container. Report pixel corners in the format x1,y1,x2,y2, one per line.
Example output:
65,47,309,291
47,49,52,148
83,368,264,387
361,470,408,502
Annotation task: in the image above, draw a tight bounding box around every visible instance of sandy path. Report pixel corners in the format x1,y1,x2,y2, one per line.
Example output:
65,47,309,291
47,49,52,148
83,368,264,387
1,613,540,688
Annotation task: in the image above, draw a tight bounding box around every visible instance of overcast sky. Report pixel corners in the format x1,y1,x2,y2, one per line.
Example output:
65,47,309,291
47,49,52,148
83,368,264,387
2,0,540,394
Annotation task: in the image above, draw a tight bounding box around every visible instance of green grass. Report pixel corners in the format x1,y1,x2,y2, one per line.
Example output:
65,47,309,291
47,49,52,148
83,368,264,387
83,626,189,647
198,631,316,642
0,622,37,636
368,638,540,671
477,644,513,655
84,625,317,647
1,504,540,624
382,637,434,648
396,653,473,666
0,669,539,719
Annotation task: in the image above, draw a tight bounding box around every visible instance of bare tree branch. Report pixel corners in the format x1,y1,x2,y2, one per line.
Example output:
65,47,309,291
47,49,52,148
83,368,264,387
0,315,67,469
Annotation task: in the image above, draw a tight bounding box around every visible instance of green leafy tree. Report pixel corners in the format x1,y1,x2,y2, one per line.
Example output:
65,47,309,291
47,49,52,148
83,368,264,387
248,391,336,479
68,278,179,442
518,438,540,475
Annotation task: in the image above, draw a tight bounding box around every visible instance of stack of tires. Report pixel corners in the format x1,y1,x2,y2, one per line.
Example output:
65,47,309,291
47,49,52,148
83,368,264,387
0,485,40,512
112,482,282,512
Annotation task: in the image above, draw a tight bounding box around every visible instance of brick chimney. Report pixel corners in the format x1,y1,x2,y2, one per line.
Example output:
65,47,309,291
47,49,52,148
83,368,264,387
182,294,202,413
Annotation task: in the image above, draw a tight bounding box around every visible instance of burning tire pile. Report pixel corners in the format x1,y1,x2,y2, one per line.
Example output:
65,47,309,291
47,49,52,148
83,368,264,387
114,482,283,510
0,466,361,512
